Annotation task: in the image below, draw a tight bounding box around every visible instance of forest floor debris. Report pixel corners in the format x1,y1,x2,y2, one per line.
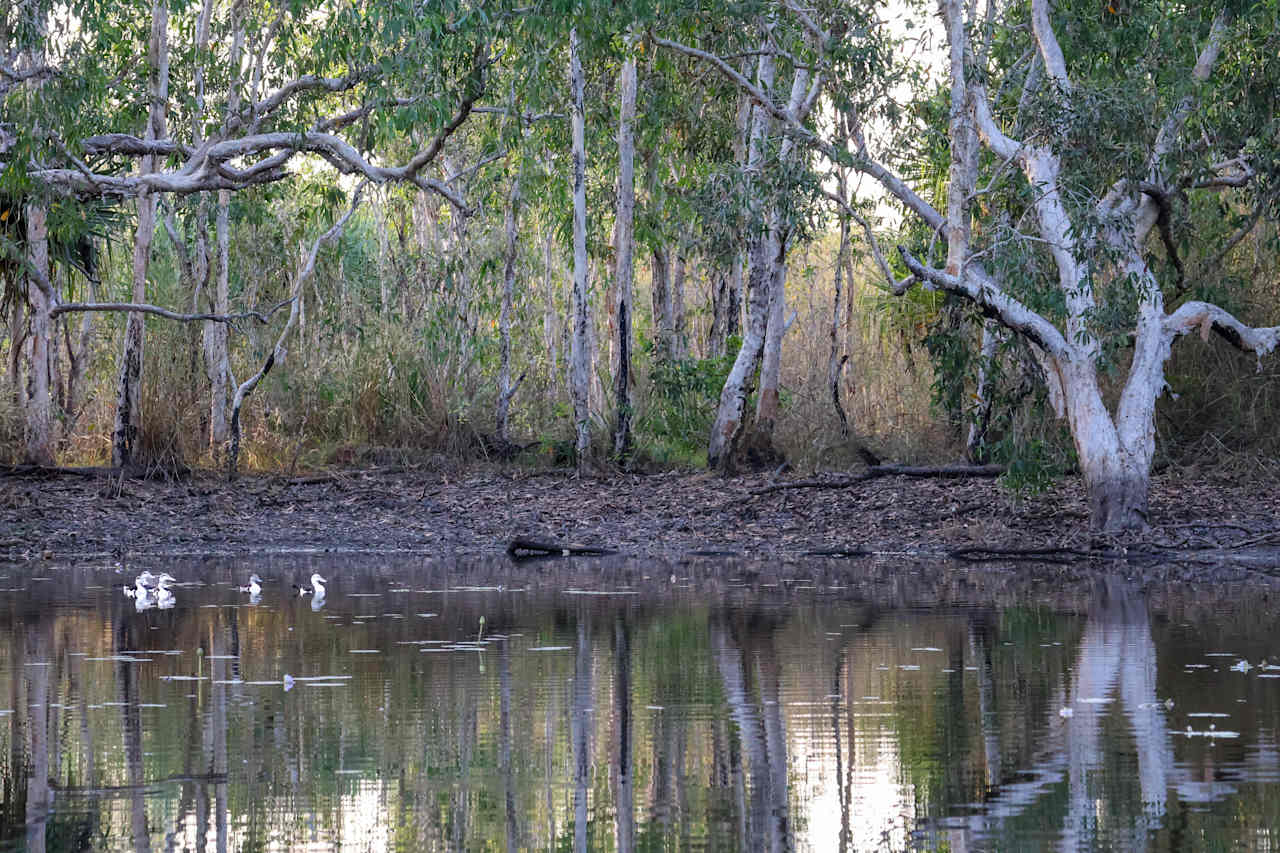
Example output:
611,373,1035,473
2,464,1278,568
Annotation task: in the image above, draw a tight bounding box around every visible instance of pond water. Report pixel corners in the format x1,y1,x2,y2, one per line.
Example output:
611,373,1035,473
1,555,1279,852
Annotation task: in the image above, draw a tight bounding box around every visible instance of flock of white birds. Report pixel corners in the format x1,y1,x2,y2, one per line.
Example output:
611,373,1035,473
121,570,328,610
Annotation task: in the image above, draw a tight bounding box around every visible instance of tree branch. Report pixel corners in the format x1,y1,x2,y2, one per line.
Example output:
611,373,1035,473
1163,301,1280,358
898,246,1070,358
49,298,293,324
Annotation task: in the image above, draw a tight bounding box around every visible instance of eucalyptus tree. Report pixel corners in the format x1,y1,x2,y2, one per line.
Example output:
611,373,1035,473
5,0,508,467
654,3,882,470
661,0,1280,531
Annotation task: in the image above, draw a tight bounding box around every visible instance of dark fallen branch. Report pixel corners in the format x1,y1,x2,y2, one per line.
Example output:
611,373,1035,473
753,463,1006,495
804,546,871,558
506,537,618,558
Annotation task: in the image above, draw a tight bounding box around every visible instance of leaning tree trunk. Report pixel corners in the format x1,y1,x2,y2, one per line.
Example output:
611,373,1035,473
612,49,637,461
751,62,812,449
706,39,776,472
227,187,364,478
23,204,54,466
568,28,592,470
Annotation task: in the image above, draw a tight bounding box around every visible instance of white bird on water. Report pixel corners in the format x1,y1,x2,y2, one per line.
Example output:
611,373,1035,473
154,573,177,608
123,571,157,600
295,574,327,597
238,574,263,596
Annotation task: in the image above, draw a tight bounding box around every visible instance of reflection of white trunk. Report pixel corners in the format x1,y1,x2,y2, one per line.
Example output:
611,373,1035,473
1062,580,1176,850
711,622,789,853
572,616,593,853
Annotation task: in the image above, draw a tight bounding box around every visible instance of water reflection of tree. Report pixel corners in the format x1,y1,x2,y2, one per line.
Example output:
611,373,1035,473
711,611,791,853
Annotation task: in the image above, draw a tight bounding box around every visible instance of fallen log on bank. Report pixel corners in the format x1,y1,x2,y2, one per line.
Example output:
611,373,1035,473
752,463,1006,495
506,537,619,559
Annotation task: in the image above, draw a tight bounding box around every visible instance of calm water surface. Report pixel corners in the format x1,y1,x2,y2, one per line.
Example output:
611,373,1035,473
2,555,1279,852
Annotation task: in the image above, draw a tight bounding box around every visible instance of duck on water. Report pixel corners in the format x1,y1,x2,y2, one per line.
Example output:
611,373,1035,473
294,574,327,597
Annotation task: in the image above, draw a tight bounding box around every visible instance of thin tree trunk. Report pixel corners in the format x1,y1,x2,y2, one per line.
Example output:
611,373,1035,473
672,253,686,360
651,248,673,360
228,187,364,477
828,212,851,440
966,320,998,462
207,190,232,453
612,50,637,460
754,223,788,438
753,62,812,445
23,203,54,465
542,226,558,379
112,0,168,468
568,28,592,469
61,271,96,437
496,175,523,445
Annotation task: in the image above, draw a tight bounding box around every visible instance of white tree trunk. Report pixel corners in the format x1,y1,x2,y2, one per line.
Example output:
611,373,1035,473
707,38,775,471
568,28,592,469
754,226,788,436
612,51,637,460
24,204,54,466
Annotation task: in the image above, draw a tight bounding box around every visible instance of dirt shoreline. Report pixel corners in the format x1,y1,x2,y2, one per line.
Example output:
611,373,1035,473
3,464,1278,571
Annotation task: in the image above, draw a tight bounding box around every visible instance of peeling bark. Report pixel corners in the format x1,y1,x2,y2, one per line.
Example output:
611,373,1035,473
613,50,637,461
568,29,592,469
23,204,53,466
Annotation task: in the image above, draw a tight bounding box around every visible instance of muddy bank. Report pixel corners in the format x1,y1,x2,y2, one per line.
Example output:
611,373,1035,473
1,465,1278,569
